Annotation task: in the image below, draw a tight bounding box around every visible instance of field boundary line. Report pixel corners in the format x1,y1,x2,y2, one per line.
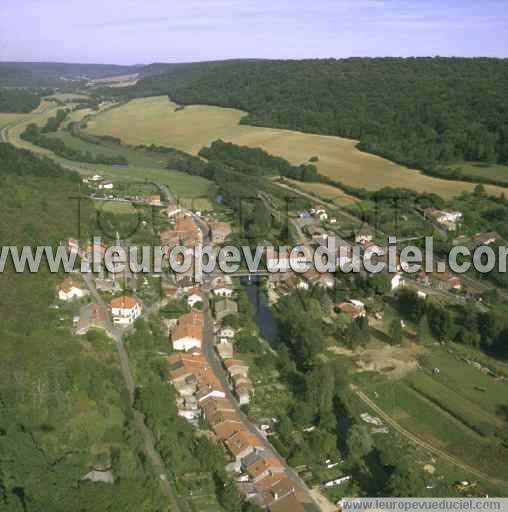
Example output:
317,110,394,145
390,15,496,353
351,385,507,488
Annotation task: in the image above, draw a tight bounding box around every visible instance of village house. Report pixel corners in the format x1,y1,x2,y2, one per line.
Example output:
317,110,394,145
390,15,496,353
337,300,366,319
74,303,108,335
215,299,239,322
196,377,226,403
225,359,249,378
209,222,232,244
160,213,202,247
145,194,161,206
474,231,500,246
201,396,236,416
310,205,328,221
95,277,122,294
225,431,264,462
186,288,203,307
217,326,236,339
424,208,462,231
57,277,88,301
431,271,462,290
97,180,114,190
355,229,374,245
255,473,288,493
66,238,80,254
110,296,142,326
213,284,234,298
259,477,296,508
235,382,254,405
246,457,285,483
213,420,246,441
171,310,204,351
390,272,405,290
206,409,243,429
268,492,306,512
216,339,234,360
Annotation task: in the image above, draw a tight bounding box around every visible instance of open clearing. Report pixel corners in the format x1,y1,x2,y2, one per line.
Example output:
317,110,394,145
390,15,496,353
85,96,508,199
88,73,140,88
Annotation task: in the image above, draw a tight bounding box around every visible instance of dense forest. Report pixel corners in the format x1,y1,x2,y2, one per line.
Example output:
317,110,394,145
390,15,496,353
0,88,41,113
0,144,167,511
113,58,508,170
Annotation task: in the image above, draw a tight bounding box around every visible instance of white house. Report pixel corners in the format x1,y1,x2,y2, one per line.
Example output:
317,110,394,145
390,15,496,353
390,273,405,291
213,286,234,298
97,180,114,190
324,476,352,488
355,230,373,245
58,277,88,301
186,289,203,307
217,326,236,339
172,310,203,351
110,296,142,326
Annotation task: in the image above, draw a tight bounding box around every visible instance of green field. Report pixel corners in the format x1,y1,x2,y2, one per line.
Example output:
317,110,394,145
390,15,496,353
451,162,508,185
85,96,508,200
3,102,212,203
47,130,170,168
357,346,508,482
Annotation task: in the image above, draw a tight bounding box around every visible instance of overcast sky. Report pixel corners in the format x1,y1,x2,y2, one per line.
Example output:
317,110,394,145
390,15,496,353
1,0,507,64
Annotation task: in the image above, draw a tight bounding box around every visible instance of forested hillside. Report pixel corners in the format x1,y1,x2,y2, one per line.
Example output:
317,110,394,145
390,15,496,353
0,89,41,113
0,144,165,511
116,58,508,170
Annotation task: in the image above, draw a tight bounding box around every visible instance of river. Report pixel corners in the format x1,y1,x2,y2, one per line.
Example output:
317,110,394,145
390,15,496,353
241,276,279,345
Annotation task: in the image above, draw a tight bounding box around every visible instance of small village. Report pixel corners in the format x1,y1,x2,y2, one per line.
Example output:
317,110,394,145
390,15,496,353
52,176,507,510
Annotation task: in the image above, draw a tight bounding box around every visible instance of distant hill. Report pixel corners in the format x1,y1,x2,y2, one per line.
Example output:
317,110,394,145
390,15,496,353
111,57,508,170
0,61,145,87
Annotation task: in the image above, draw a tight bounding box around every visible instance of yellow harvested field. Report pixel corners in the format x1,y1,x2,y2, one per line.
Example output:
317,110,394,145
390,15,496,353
85,96,508,199
0,112,26,130
283,179,359,206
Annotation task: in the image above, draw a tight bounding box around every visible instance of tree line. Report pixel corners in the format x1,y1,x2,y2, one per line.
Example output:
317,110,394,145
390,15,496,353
113,57,508,172
0,88,41,113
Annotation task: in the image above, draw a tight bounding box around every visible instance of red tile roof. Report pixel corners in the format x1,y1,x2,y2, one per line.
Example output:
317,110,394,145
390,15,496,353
110,295,139,309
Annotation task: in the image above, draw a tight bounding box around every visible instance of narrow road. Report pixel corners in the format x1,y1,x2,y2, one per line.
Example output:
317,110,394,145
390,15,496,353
352,385,507,489
82,273,182,512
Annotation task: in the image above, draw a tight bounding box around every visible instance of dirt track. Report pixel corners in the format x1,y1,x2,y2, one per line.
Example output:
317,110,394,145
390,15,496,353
352,385,507,488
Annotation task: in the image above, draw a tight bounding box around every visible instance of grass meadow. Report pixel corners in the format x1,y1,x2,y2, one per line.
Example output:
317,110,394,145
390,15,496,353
356,346,508,482
5,103,212,203
451,162,508,185
85,96,508,199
